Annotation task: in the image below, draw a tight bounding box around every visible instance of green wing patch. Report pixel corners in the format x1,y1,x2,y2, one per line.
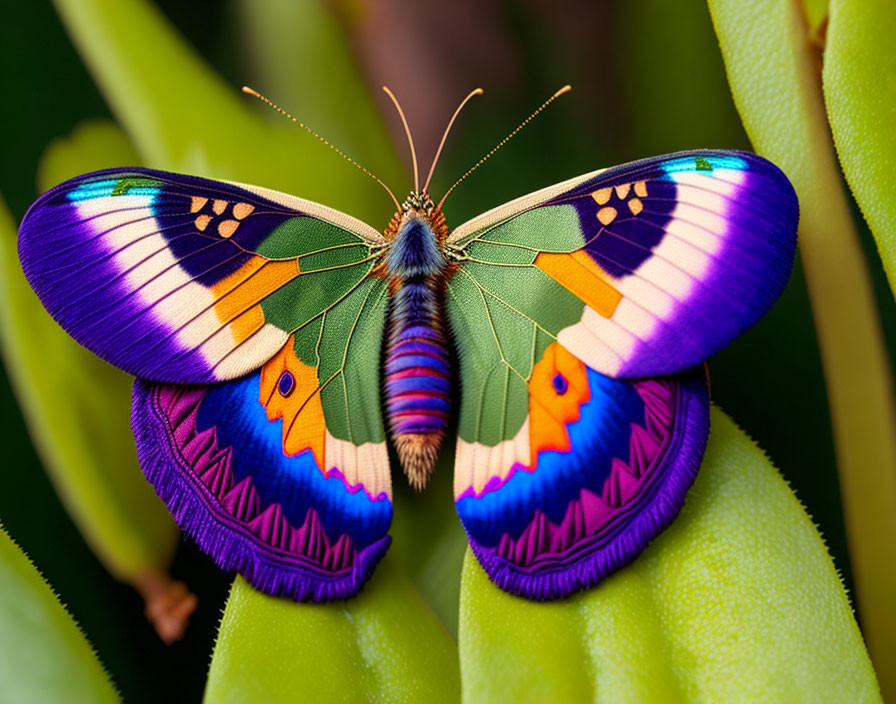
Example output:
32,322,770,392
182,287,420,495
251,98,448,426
315,276,389,445
447,269,557,445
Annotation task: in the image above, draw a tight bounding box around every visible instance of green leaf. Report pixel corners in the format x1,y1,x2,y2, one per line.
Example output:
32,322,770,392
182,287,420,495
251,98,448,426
823,0,896,290
707,0,896,692
459,408,881,703
234,0,403,189
37,119,142,192
206,556,460,704
51,0,402,226
0,523,119,703
389,450,468,637
0,190,177,582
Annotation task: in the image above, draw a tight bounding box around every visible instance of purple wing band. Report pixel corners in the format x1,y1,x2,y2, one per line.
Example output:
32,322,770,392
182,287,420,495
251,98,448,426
459,369,709,600
555,151,799,378
131,372,391,601
18,169,298,383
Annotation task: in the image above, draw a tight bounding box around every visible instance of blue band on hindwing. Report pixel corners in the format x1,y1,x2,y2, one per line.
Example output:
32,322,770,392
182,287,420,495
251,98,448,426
457,369,644,545
197,373,391,547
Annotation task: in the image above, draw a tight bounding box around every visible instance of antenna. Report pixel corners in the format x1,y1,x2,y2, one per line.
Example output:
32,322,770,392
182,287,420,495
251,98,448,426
438,85,572,210
423,88,484,195
381,86,420,193
242,86,401,211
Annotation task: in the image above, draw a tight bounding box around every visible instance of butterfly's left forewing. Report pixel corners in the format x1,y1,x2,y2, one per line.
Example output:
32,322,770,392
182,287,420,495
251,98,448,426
447,150,796,598
20,167,394,600
18,168,384,383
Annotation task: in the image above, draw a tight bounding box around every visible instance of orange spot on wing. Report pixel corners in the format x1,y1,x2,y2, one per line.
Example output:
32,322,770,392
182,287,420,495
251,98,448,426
217,219,239,238
229,305,265,344
597,206,617,226
535,250,622,317
527,342,589,466
260,337,326,467
213,199,227,215
232,202,255,220
615,183,630,199
592,188,612,205
195,214,211,231
190,196,207,213
210,257,300,327
634,180,648,198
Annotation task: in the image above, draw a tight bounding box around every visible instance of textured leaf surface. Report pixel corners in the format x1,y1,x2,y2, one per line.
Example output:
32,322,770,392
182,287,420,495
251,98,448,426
459,408,880,703
51,0,400,226
234,0,402,188
0,185,176,580
206,557,460,704
824,0,896,290
0,524,119,704
37,119,143,193
707,0,896,691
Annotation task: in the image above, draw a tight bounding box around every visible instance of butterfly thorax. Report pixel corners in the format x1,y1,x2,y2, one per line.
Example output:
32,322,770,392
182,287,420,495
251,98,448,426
383,195,452,490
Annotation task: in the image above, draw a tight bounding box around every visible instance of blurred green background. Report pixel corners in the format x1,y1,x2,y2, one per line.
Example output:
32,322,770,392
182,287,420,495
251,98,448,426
1,2,893,701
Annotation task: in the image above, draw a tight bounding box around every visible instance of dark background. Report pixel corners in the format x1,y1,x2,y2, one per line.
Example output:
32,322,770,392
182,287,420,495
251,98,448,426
2,2,892,701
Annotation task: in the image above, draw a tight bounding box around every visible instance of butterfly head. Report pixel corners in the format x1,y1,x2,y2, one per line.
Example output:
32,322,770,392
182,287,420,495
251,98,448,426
401,191,435,216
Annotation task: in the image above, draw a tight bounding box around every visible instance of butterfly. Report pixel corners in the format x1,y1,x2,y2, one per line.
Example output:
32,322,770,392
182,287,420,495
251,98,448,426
17,86,798,602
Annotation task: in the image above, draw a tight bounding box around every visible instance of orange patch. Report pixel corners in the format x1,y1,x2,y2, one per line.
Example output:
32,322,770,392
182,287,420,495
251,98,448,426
232,202,255,220
597,206,617,226
213,199,227,215
210,257,300,327
592,187,612,205
634,180,648,197
527,342,590,466
217,219,239,238
229,305,265,344
259,337,326,467
535,250,622,318
190,196,207,213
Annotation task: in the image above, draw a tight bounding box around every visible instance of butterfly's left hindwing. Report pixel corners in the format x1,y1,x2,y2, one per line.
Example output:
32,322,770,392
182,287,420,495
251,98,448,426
131,276,392,601
447,149,796,598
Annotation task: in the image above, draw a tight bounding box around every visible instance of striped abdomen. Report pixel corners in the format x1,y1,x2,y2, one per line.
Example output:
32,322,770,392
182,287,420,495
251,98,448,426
384,278,452,488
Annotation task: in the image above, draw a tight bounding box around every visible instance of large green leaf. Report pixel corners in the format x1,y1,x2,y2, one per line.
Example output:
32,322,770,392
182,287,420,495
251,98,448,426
206,557,460,704
0,524,119,704
707,0,896,692
459,408,880,703
0,188,176,583
823,0,896,291
234,0,403,189
51,0,402,226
